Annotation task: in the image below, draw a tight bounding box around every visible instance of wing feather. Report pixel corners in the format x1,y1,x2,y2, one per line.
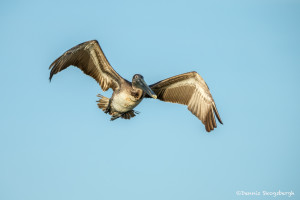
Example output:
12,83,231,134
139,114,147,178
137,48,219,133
149,71,222,132
49,40,125,91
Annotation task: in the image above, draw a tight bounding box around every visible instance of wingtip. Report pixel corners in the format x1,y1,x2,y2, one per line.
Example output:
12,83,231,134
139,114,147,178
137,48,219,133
49,73,54,82
217,114,223,125
213,103,223,125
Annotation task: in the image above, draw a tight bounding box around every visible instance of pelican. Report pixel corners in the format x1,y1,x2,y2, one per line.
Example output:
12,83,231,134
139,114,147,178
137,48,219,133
49,40,223,132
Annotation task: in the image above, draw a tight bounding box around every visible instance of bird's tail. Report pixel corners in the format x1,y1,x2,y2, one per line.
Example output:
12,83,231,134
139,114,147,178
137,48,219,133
96,94,109,112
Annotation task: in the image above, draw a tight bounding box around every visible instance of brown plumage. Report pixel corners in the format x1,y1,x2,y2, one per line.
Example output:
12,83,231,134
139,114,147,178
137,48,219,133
49,40,222,132
49,40,125,91
147,72,223,132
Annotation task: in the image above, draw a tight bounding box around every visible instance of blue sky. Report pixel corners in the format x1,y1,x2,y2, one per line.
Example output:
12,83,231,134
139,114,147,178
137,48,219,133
0,0,299,199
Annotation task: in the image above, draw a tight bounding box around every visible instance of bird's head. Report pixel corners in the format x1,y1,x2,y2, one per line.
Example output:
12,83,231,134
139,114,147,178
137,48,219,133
132,74,157,99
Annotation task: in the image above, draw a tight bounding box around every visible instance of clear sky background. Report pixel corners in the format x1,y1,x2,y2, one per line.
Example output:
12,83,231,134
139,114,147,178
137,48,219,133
0,0,299,199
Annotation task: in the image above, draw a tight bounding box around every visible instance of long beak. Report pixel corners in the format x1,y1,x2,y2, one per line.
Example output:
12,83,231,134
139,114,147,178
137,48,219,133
137,78,157,99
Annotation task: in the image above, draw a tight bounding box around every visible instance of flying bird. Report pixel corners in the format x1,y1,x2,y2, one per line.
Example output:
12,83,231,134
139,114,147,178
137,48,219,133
49,40,223,132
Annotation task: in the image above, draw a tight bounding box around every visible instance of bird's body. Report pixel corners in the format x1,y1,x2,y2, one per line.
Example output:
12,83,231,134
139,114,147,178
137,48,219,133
99,81,145,120
112,88,142,113
49,40,223,132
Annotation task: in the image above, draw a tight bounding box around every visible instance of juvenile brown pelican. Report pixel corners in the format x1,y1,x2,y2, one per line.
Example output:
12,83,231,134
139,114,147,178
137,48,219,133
49,40,223,132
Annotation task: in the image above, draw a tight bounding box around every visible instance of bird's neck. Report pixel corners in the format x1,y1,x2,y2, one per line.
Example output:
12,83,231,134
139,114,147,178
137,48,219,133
131,88,144,100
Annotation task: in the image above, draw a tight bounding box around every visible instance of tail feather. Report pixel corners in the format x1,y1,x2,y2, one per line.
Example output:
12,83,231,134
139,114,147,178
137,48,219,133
97,94,109,112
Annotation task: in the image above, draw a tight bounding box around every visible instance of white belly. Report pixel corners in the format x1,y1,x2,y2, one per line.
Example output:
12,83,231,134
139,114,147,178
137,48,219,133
111,92,142,113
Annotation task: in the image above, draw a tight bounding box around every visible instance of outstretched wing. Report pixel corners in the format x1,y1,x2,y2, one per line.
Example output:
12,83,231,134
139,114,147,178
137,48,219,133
148,71,222,132
49,40,125,91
